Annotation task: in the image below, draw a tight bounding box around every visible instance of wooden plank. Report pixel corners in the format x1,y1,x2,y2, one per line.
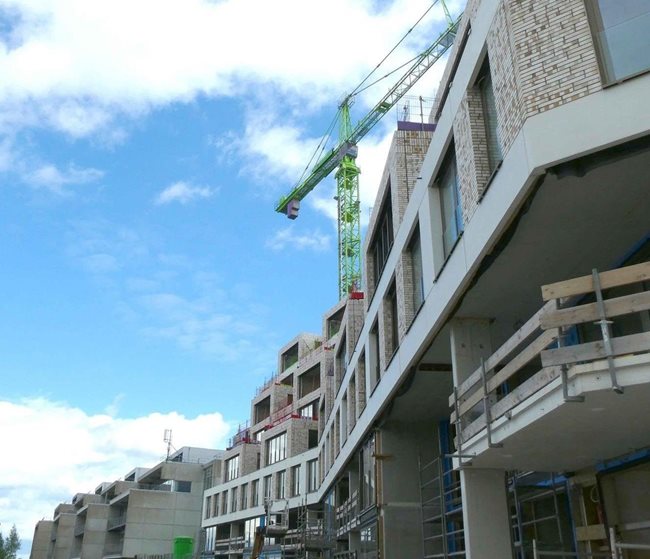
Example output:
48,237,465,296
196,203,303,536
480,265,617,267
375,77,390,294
541,261,650,301
541,332,650,367
576,524,607,542
453,329,558,420
458,366,561,441
540,289,650,330
449,300,556,407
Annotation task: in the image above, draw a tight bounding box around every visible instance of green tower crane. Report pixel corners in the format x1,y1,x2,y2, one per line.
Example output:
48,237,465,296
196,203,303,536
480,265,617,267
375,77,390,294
275,0,461,299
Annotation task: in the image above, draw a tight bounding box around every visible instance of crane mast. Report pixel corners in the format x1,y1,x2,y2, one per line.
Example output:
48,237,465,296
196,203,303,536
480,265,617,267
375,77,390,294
276,0,461,299
336,101,362,296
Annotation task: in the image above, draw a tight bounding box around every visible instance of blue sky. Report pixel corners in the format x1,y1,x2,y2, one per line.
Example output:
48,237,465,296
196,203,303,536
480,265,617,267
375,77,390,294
0,0,461,551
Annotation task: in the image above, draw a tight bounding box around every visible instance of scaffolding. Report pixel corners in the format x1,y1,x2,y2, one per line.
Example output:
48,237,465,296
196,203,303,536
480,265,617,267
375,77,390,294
419,456,465,558
510,472,571,559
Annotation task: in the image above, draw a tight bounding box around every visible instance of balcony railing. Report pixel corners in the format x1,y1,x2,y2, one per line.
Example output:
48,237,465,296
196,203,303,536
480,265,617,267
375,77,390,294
227,422,259,449
336,490,360,536
137,482,171,492
107,514,127,530
213,537,244,553
451,262,650,450
265,402,302,430
334,552,358,559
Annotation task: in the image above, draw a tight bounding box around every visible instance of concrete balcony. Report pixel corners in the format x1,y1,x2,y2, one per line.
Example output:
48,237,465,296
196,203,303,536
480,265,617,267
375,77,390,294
451,262,650,472
107,514,127,531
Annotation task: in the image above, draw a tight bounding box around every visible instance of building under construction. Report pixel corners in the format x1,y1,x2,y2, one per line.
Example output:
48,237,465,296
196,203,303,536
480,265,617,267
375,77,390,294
201,0,650,558
28,0,650,558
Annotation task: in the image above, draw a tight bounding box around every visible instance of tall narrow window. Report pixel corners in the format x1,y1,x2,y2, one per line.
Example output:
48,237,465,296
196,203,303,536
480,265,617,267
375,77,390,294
438,144,463,257
291,465,301,497
477,57,502,174
241,483,248,510
587,0,650,83
251,479,259,507
230,486,238,513
266,432,288,465
307,459,318,492
368,323,380,391
263,475,272,502
384,282,399,355
225,455,240,482
409,226,425,312
276,470,286,499
370,187,394,288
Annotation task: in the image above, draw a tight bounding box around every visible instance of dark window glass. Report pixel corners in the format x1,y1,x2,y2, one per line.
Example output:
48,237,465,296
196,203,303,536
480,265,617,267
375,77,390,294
370,187,394,287
438,144,463,257
477,57,502,173
588,0,650,82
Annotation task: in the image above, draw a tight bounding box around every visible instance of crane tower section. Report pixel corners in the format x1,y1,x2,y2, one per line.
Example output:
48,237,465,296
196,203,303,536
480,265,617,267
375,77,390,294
276,0,461,299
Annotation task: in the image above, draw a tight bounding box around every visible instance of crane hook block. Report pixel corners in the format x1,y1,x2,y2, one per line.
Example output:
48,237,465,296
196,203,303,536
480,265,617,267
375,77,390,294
286,199,300,220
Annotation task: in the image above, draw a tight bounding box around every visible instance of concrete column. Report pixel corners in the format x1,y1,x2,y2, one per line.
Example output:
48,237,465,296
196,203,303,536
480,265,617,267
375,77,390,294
461,468,512,559
450,318,492,386
450,319,513,559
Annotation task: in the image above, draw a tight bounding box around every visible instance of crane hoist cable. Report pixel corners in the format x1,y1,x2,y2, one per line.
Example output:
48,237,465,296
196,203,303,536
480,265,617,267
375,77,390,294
276,0,461,299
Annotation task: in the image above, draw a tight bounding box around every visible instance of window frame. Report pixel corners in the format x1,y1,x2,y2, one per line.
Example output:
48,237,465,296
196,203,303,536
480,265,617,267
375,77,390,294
436,141,463,259
225,455,240,482
265,431,288,466
408,225,425,315
369,185,394,290
585,0,650,85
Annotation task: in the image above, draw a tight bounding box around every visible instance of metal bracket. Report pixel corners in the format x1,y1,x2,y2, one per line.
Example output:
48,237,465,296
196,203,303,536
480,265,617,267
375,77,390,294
481,358,503,448
592,268,623,394
557,329,584,403
452,387,473,467
561,364,585,403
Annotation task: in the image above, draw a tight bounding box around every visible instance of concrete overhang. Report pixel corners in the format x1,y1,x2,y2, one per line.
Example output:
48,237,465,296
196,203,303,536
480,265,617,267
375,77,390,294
461,353,650,472
456,135,650,346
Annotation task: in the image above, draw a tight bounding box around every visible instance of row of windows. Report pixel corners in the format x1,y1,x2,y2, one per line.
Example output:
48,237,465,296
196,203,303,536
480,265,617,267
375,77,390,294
319,0,650,484
320,59,502,478
204,461,319,519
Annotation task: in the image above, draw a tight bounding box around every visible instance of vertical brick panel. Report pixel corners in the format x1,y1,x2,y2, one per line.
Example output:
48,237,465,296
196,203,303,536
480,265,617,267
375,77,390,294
508,0,602,116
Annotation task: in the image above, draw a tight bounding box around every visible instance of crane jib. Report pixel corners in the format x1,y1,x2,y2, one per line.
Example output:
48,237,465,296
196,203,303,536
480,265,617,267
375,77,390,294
275,4,462,297
275,13,461,218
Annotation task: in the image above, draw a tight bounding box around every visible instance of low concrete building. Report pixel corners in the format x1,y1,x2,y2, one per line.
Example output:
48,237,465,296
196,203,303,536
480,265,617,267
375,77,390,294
30,447,223,559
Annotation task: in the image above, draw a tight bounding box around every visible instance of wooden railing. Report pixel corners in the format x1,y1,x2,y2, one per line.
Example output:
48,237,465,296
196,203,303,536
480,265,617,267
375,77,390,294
450,261,650,449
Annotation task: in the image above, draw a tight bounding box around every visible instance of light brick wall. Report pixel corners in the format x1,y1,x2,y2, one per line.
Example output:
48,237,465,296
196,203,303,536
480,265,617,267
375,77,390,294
487,0,525,155
508,0,602,117
437,0,603,238
453,86,493,224
363,130,433,304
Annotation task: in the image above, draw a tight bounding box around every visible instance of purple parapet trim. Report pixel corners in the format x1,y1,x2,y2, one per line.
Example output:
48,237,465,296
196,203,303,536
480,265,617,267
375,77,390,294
397,121,437,132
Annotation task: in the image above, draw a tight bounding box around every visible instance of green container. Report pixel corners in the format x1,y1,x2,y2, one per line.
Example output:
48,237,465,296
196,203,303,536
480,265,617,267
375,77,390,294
173,537,194,559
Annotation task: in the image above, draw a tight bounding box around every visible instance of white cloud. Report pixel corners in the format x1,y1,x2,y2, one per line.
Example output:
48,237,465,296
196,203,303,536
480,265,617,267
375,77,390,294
21,162,104,194
265,227,331,252
0,397,230,557
155,181,216,205
0,0,461,137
